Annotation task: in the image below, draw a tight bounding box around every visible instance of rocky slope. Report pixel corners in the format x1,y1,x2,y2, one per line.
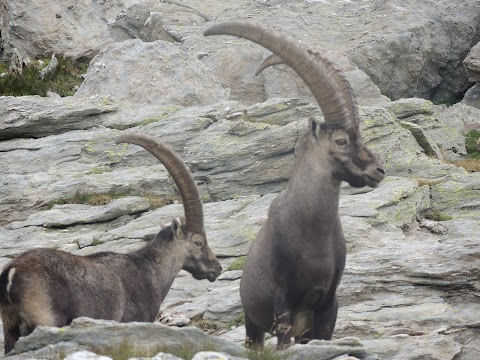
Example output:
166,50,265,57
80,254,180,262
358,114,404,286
1,0,480,359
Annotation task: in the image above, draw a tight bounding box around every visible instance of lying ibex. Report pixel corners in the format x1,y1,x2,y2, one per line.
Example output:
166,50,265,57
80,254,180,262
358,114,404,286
205,22,386,348
0,133,222,354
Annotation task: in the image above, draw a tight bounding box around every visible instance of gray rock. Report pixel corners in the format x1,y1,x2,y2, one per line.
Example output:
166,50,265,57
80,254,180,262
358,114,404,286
387,98,467,160
191,351,246,360
11,318,247,359
74,39,228,107
464,41,480,82
0,96,117,140
0,0,123,59
285,337,371,360
65,351,113,360
109,1,209,43
437,102,480,133
19,197,149,228
463,83,480,110
430,173,480,218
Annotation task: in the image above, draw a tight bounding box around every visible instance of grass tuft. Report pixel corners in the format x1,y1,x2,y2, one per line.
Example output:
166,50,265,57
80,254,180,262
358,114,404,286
0,56,90,97
425,210,453,222
227,256,247,271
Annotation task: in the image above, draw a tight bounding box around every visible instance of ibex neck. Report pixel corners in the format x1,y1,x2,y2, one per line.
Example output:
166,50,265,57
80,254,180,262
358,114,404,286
133,239,186,301
287,151,342,229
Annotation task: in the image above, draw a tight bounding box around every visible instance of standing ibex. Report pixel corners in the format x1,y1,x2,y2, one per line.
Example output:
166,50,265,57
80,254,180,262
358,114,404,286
205,22,385,348
0,133,222,354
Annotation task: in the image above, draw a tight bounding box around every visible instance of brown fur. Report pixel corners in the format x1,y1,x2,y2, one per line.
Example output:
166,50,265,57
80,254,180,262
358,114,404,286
0,134,222,354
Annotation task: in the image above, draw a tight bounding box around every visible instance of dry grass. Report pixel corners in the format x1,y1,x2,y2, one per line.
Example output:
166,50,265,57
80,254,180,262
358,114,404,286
145,194,181,210
448,159,480,172
414,178,444,187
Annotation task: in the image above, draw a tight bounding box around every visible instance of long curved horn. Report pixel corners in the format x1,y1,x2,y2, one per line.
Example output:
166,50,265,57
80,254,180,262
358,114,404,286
116,132,204,234
204,21,359,128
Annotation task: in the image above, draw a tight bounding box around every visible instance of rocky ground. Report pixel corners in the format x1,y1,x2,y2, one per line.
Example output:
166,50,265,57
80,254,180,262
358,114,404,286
1,0,480,359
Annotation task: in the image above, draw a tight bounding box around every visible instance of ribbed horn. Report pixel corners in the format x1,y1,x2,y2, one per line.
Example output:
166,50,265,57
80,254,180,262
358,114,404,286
204,21,359,128
116,132,204,234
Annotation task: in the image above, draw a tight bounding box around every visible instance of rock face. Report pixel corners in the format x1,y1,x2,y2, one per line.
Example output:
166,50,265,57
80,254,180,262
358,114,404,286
0,0,124,60
1,1,480,360
74,39,228,106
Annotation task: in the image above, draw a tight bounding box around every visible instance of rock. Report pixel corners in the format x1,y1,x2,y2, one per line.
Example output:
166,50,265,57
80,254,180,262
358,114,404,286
39,54,59,80
387,98,467,160
18,197,150,228
109,1,209,43
65,350,113,360
284,337,372,360
419,219,449,235
74,39,228,107
0,96,117,140
463,83,480,110
430,173,480,218
386,98,435,120
7,318,246,359
435,102,480,133
191,351,245,360
464,41,480,82
0,0,123,59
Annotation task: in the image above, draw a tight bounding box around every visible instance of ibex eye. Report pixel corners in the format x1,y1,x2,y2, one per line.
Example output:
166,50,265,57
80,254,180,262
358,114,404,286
336,139,347,146
195,241,203,247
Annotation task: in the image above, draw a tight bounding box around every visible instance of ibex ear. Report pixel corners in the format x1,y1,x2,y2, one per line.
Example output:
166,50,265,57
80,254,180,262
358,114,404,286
171,217,185,240
309,117,322,140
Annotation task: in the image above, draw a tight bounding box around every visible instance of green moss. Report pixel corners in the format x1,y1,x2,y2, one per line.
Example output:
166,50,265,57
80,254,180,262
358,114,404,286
90,238,104,246
94,337,220,360
227,313,245,328
86,166,113,175
139,117,163,126
465,130,480,159
50,188,133,208
190,317,222,334
0,56,90,97
425,210,453,222
247,348,288,360
227,256,247,271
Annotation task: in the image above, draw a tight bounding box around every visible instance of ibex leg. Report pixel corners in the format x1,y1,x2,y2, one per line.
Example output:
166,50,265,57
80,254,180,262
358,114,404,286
244,312,265,349
313,295,338,340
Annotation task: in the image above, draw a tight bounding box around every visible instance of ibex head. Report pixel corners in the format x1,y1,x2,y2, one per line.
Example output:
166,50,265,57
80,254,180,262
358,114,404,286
116,133,222,282
205,21,385,189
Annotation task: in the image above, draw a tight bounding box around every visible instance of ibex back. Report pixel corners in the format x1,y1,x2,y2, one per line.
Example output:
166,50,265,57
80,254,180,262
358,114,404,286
0,133,222,354
205,22,385,348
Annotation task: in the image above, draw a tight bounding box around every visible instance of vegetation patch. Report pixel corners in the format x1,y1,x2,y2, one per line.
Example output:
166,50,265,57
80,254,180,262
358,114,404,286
446,131,480,172
95,338,218,360
145,194,181,210
247,348,288,360
464,130,480,158
227,256,247,271
425,210,453,222
49,189,180,210
90,238,104,246
414,178,444,187
190,316,223,335
227,313,245,329
0,56,90,97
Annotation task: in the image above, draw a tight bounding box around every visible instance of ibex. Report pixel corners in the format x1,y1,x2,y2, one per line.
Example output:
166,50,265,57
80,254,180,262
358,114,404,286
205,22,386,348
0,133,222,354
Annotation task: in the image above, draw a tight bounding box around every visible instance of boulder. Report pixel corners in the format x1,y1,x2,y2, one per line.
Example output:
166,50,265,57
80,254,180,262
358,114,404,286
6,317,246,359
74,39,228,107
387,98,467,160
464,41,480,82
0,96,117,140
109,1,210,43
0,0,123,59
